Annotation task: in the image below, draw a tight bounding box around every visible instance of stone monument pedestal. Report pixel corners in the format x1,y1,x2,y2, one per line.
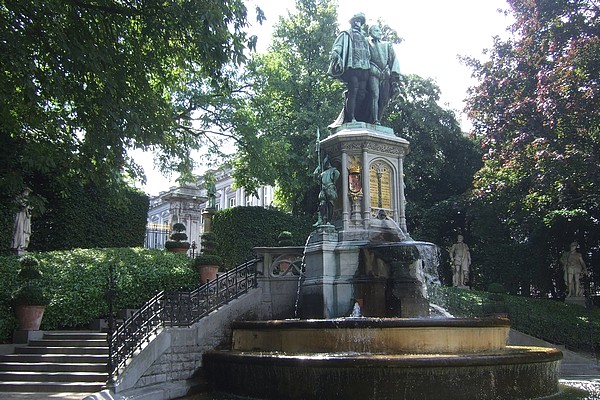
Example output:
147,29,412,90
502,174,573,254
299,123,429,319
565,296,587,307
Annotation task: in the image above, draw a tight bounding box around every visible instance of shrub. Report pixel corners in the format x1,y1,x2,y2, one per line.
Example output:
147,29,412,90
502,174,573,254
0,248,196,342
196,232,222,266
212,207,313,269
193,254,223,267
30,182,148,251
11,255,50,306
165,223,190,249
277,231,294,246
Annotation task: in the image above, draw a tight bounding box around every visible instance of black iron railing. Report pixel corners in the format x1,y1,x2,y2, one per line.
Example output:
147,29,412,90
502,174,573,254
107,258,259,381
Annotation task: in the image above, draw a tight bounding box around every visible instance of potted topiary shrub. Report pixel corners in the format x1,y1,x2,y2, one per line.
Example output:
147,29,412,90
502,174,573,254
193,232,223,283
165,223,191,254
275,231,296,274
277,231,294,247
11,255,50,331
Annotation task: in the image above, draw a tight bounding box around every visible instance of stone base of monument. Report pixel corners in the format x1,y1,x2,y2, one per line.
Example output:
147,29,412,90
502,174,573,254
565,296,586,307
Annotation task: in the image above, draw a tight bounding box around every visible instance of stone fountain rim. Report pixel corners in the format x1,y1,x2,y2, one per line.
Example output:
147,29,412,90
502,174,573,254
204,345,562,367
231,317,510,330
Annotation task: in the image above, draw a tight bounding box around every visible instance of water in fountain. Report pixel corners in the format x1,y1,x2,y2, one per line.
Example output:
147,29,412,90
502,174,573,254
293,234,312,318
203,232,563,399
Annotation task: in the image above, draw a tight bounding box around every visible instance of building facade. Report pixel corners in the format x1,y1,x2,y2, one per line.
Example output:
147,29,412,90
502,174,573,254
145,167,276,254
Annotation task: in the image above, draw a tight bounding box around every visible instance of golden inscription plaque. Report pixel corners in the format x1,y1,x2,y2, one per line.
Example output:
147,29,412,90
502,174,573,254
369,163,391,210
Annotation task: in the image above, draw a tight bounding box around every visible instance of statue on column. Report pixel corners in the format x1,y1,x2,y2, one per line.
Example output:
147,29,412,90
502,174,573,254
314,154,340,226
560,241,587,297
450,235,471,287
204,172,217,209
328,12,371,125
12,188,32,255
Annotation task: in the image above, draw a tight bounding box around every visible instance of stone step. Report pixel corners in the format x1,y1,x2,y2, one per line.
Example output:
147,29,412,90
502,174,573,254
29,339,108,347
0,353,107,364
43,331,107,340
0,361,107,372
0,380,105,393
0,370,107,383
15,346,108,355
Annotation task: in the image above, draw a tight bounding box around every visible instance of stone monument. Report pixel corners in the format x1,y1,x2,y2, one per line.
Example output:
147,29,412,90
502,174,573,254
449,234,471,288
560,241,588,304
299,16,415,318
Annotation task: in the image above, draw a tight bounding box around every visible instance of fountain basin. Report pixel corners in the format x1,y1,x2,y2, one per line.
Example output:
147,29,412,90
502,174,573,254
204,347,561,400
231,317,510,354
203,317,562,400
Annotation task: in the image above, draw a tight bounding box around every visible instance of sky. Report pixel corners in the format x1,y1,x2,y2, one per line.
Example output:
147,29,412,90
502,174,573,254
135,0,514,196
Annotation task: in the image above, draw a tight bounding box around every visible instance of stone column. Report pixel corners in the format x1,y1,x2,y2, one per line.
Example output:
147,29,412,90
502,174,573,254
361,145,370,229
341,151,349,231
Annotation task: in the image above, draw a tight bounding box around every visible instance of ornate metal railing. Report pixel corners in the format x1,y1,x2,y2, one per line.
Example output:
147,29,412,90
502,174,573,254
107,258,259,382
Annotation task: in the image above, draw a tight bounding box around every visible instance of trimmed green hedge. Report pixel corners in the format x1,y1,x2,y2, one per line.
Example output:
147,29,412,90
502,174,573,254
30,184,149,251
0,248,196,342
212,207,314,269
431,286,600,353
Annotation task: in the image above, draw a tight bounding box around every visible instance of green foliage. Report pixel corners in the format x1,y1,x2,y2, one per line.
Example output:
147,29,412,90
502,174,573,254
172,223,186,233
277,231,294,246
463,0,599,292
1,0,263,233
432,286,600,353
226,0,342,213
166,223,190,249
200,232,219,255
212,206,313,268
11,283,50,307
164,240,191,250
0,248,196,342
196,231,222,266
193,254,223,267
11,255,50,306
26,181,149,252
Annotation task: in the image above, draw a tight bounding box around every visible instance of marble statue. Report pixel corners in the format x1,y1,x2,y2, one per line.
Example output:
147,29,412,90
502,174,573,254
12,188,32,255
560,241,587,297
450,235,471,287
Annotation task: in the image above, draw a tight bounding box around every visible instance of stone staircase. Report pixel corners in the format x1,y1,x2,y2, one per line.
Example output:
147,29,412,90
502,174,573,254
0,331,108,393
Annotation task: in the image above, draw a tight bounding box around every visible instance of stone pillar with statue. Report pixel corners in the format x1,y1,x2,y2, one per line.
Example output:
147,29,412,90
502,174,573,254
300,122,414,318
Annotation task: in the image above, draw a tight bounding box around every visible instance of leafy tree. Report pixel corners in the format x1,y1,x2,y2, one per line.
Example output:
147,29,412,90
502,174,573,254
387,75,482,238
224,0,479,222
1,0,262,211
463,0,599,294
221,0,343,214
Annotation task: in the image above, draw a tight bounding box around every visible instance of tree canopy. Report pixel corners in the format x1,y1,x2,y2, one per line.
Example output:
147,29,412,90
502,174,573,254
1,0,262,207
225,0,479,221
464,0,599,294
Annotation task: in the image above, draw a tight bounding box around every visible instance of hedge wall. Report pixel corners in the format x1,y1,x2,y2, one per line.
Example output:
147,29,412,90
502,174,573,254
212,206,314,269
431,286,600,353
0,248,197,342
29,183,149,251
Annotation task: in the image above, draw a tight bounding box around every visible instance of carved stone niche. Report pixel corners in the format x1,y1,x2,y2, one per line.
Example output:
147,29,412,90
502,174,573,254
320,123,410,240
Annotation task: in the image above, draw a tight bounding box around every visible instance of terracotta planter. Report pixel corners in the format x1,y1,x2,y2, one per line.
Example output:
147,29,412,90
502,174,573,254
198,264,219,283
168,247,189,254
15,305,45,330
